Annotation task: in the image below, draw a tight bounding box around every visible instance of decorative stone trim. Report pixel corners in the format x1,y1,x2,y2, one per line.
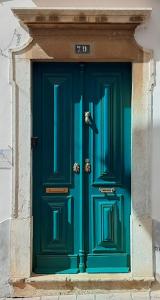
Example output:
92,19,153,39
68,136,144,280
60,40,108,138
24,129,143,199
10,7,154,297
12,8,151,29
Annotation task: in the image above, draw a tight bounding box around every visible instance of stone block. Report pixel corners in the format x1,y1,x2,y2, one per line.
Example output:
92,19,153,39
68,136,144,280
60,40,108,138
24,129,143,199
77,295,95,300
59,295,76,300
131,292,150,299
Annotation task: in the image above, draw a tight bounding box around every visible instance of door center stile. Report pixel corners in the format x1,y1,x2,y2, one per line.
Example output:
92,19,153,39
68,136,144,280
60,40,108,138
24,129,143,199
79,63,86,273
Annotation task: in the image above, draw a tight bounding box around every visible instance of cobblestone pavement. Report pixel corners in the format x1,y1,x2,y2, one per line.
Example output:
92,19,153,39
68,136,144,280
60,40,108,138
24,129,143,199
2,292,160,300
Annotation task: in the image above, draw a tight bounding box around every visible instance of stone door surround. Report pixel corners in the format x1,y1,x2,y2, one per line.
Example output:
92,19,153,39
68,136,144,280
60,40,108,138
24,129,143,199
10,8,154,297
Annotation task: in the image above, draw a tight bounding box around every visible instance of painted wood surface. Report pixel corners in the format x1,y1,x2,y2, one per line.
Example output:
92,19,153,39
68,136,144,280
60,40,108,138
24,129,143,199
32,62,131,274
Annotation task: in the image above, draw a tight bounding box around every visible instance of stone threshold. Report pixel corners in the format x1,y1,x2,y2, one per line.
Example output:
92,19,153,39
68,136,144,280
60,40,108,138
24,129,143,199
26,273,154,281
10,274,155,297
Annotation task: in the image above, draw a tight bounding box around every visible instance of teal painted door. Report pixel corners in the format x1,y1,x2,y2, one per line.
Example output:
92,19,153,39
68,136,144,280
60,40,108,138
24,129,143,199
33,62,131,274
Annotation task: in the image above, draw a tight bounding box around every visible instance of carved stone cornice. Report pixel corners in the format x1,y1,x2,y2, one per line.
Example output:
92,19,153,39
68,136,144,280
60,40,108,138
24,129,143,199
11,8,152,63
12,8,152,30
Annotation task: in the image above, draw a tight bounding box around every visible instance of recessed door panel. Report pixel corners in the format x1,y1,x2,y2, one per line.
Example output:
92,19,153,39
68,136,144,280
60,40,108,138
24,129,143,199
42,73,72,185
33,62,131,274
92,195,124,253
40,196,74,254
86,70,123,186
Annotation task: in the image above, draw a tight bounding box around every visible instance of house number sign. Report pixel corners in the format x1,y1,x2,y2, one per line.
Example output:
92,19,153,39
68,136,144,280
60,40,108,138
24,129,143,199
75,44,90,54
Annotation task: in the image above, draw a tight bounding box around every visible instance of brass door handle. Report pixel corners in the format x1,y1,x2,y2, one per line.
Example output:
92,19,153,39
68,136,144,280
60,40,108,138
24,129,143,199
84,159,91,173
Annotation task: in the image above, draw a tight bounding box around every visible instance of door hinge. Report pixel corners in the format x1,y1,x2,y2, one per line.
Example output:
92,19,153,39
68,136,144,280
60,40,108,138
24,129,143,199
31,136,39,149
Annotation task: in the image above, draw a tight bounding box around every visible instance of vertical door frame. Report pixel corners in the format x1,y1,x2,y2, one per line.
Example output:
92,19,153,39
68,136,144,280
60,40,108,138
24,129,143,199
10,8,154,286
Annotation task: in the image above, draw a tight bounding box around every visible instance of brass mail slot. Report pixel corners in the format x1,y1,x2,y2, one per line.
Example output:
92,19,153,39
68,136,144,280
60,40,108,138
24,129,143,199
99,187,116,193
46,187,68,194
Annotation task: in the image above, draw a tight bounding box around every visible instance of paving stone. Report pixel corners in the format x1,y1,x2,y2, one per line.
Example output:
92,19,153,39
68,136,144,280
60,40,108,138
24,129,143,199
5,292,160,300
96,294,116,300
25,298,40,300
96,293,132,300
131,292,150,299
77,295,95,300
106,293,132,300
10,299,40,300
21,298,40,300
22,298,40,300
59,295,76,300
96,294,114,300
96,295,107,300
151,291,160,299
41,296,58,300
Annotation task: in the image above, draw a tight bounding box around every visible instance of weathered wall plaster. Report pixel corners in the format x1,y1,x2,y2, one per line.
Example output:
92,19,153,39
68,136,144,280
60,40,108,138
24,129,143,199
0,0,160,297
8,8,154,298
0,219,11,297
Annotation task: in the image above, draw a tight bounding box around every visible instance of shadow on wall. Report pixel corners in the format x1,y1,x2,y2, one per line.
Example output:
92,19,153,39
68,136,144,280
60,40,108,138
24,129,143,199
0,0,152,6
32,0,151,8
154,220,160,246
134,0,160,60
151,124,160,222
153,220,160,281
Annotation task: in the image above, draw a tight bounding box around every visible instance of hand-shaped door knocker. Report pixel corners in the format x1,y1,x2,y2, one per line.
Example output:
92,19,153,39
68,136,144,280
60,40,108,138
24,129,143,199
84,112,91,125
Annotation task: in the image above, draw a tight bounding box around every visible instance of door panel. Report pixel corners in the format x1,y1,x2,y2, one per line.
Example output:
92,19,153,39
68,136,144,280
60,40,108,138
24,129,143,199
40,196,74,254
92,195,124,252
33,62,131,274
88,73,122,185
33,63,81,274
85,64,131,272
86,65,126,186
42,72,73,186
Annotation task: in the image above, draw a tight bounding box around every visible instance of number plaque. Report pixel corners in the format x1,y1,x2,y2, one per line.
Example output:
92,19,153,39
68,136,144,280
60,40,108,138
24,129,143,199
75,44,90,54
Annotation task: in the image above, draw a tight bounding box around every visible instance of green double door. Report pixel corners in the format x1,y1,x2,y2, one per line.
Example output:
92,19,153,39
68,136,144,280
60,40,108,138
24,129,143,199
33,62,131,274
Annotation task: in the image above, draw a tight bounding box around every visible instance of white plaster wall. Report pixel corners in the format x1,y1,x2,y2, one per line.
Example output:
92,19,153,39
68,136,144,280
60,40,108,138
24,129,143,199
0,1,32,222
1,0,160,294
0,2,33,296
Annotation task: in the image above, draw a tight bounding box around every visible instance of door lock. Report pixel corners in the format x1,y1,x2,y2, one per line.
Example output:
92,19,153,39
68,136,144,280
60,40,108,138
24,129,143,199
84,159,91,173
